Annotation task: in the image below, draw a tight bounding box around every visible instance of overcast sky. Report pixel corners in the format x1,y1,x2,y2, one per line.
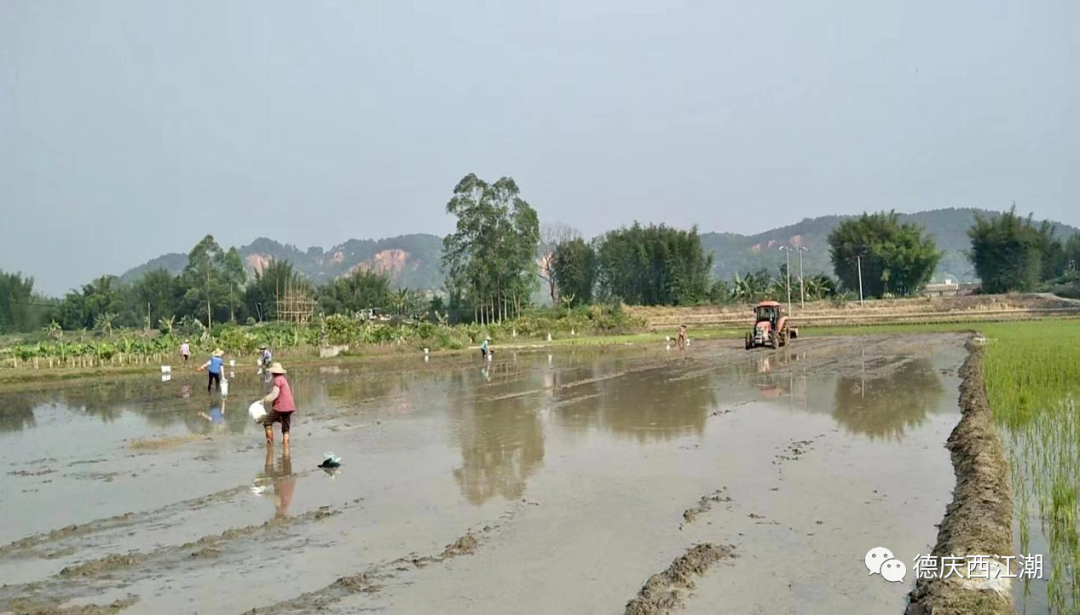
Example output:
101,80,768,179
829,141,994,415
2,0,1078,295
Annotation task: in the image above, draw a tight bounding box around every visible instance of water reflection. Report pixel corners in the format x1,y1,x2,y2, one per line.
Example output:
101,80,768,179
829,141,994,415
744,351,949,440
551,359,714,443
451,362,545,505
190,398,249,436
323,371,398,407
0,394,37,433
832,358,945,440
253,449,295,518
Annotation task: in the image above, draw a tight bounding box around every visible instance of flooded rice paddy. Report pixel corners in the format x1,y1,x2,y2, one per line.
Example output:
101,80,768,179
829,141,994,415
0,335,969,614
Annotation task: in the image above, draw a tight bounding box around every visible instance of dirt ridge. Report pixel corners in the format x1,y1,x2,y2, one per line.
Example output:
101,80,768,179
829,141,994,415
624,543,736,615
680,490,731,529
0,483,252,558
246,502,533,614
8,595,137,615
0,505,346,612
905,338,1013,615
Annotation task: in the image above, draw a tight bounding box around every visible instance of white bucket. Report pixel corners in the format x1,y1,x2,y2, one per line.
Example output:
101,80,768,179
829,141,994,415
160,365,171,374
220,378,229,396
249,400,267,423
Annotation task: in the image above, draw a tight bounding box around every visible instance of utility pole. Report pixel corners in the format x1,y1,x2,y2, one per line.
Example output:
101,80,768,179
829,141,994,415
780,246,792,315
796,246,808,309
147,302,151,332
857,255,864,306
206,266,212,329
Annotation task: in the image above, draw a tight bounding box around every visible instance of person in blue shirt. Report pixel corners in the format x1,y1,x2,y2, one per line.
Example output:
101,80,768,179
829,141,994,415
197,348,225,393
480,338,490,360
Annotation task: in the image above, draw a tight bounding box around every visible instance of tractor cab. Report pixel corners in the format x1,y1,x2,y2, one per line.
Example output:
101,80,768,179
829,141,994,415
754,302,781,330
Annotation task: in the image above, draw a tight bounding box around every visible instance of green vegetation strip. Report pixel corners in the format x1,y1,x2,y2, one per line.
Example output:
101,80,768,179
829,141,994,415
980,321,1080,613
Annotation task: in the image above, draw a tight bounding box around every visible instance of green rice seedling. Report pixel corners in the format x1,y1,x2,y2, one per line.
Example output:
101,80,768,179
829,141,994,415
982,321,1080,613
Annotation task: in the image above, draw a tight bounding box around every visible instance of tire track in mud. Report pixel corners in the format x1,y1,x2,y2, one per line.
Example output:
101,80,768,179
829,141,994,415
0,470,320,562
0,500,356,613
245,499,536,614
0,483,249,559
486,345,750,406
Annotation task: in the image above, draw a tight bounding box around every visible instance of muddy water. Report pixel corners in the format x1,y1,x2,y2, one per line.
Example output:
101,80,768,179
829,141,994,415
0,335,967,615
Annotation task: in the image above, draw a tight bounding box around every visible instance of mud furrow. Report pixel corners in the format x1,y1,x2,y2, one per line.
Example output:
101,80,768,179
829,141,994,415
0,469,321,562
246,501,532,614
623,543,736,615
679,489,731,529
0,484,249,559
0,502,351,612
7,594,137,615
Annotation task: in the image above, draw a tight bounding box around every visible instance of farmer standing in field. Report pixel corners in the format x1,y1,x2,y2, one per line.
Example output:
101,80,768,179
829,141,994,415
180,339,190,363
677,325,688,350
197,348,225,393
480,338,490,360
261,362,295,449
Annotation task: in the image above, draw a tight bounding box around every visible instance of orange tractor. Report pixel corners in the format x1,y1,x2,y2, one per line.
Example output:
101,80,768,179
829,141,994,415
744,301,798,350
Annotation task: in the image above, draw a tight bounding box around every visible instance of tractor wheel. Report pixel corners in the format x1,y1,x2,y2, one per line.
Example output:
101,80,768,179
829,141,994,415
779,329,788,347
770,331,780,349
745,333,753,350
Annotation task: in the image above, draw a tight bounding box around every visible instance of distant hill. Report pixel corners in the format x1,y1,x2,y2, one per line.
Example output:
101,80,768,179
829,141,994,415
120,234,445,290
119,253,189,285
701,208,1079,284
118,209,1078,290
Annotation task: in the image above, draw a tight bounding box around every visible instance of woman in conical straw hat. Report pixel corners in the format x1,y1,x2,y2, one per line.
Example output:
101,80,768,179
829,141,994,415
197,349,226,393
261,362,296,450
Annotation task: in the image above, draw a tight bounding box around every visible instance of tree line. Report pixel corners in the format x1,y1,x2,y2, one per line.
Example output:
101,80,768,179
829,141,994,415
968,206,1080,294
0,235,431,336
2,179,1078,337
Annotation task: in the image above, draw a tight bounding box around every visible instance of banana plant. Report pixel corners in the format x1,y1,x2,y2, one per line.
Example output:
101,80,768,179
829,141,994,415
93,312,117,336
158,315,175,335
42,320,63,341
